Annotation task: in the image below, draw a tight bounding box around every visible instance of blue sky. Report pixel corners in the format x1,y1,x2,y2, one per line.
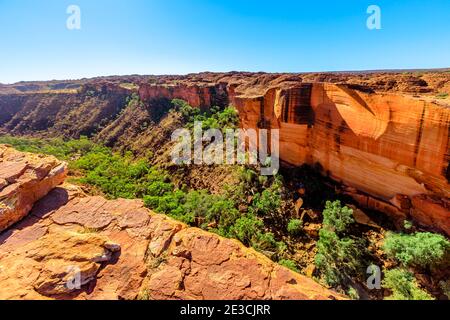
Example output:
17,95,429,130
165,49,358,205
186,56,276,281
0,0,449,83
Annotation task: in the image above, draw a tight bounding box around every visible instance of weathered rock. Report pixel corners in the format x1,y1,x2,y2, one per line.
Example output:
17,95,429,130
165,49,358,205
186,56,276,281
1,72,449,235
0,145,67,232
0,187,342,300
410,195,450,236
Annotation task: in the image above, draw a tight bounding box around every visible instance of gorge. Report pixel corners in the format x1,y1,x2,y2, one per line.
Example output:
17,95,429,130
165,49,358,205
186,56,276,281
0,71,449,300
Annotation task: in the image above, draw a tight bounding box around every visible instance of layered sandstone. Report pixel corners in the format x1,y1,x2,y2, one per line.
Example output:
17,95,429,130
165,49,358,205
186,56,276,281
0,71,449,235
0,159,341,300
0,145,67,232
232,82,450,235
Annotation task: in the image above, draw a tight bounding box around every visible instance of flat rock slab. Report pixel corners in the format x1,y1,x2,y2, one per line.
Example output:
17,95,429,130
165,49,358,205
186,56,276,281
0,188,343,300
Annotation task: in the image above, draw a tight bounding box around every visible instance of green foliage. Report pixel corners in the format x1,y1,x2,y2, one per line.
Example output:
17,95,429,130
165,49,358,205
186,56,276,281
436,92,449,99
149,189,240,229
250,181,282,217
382,268,434,300
172,99,201,123
287,219,303,236
73,148,172,200
315,200,364,288
322,200,354,233
279,259,299,273
315,228,363,287
229,214,264,246
347,287,360,300
0,135,96,160
403,220,414,231
383,232,450,268
171,99,239,131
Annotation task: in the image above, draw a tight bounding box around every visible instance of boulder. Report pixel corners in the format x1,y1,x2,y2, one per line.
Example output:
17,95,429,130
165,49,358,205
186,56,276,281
0,145,67,232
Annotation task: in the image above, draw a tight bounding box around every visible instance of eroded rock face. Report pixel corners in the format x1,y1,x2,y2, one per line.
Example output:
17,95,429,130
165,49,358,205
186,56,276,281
234,82,450,235
0,187,342,300
1,72,448,235
0,145,67,232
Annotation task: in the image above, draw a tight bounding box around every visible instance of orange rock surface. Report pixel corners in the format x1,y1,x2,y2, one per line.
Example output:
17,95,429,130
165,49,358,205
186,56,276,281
0,72,448,235
137,73,449,236
0,145,67,232
232,82,450,235
0,182,342,300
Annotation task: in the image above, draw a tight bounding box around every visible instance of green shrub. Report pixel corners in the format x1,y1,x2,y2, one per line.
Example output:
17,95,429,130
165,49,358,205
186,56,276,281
287,219,303,236
253,232,282,253
0,135,96,160
347,287,360,300
229,214,264,246
171,99,238,131
403,220,414,231
279,259,299,272
315,200,365,287
382,268,434,300
315,228,363,287
322,200,354,233
251,188,282,217
383,232,450,268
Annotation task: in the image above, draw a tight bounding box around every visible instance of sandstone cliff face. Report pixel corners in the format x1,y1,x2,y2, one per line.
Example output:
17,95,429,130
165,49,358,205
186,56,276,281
233,82,450,235
0,145,67,232
0,72,449,235
0,185,342,300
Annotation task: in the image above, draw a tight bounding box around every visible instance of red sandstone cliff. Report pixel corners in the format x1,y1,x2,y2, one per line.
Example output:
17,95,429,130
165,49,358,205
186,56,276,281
137,73,450,236
0,72,449,235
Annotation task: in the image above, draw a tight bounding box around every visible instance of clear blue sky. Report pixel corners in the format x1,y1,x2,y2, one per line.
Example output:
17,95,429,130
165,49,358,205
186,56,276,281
0,0,449,83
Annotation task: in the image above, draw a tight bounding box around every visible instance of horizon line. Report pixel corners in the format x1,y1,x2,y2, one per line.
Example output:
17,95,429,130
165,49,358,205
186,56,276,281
2,67,450,85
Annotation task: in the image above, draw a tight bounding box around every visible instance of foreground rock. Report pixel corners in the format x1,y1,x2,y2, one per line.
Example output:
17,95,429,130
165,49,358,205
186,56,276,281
0,145,67,232
0,187,342,300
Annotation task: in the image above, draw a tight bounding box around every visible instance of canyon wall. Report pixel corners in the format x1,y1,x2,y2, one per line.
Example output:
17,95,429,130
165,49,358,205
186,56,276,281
232,82,450,235
0,72,449,235
137,75,449,235
0,83,131,138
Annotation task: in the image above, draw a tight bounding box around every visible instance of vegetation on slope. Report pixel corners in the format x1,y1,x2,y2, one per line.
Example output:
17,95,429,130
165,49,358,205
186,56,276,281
1,98,448,300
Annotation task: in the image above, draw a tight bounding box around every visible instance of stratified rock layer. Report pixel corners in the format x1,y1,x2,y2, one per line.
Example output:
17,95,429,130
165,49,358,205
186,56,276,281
232,83,450,235
0,72,448,234
0,187,342,300
0,145,67,232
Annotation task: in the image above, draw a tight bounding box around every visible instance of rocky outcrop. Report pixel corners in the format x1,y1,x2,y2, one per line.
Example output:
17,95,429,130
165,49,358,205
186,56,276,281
0,145,67,232
0,186,342,300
